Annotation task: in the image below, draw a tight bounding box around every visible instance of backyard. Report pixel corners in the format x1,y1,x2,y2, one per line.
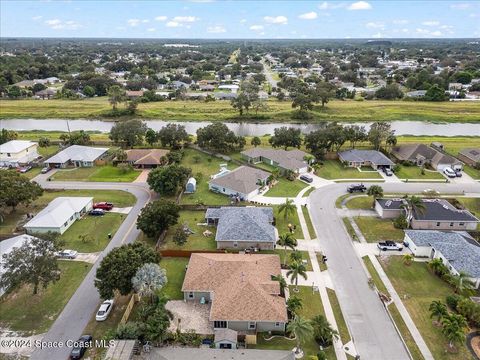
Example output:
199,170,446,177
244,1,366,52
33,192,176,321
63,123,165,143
159,257,189,300
315,160,382,180
354,217,405,242
265,178,307,197
51,165,140,182
0,261,92,334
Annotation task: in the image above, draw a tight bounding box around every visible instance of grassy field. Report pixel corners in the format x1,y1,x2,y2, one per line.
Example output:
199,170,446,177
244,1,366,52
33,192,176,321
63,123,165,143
59,213,125,252
265,178,307,197
273,206,305,240
159,257,189,300
456,197,480,214
2,98,480,122
301,206,316,239
345,196,373,209
316,160,382,180
52,165,140,182
0,261,92,334
161,211,216,250
380,257,473,360
302,187,315,197
395,165,444,180
354,217,404,242
37,145,60,158
326,288,351,345
0,189,135,236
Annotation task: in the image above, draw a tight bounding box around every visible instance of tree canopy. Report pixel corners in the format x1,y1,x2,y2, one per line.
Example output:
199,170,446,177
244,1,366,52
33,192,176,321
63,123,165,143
196,123,245,154
0,171,43,211
109,119,148,148
136,199,180,238
147,164,191,196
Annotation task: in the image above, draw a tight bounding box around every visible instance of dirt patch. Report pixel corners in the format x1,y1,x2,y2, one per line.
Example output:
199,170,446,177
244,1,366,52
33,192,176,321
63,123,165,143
472,336,480,359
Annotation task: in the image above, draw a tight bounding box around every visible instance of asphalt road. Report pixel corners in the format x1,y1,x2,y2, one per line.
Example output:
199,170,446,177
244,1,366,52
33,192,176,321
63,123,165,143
30,180,152,360
309,181,480,360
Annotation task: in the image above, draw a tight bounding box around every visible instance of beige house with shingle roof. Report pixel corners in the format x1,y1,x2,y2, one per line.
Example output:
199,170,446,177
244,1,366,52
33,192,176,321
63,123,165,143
391,144,463,171
121,149,170,168
241,148,309,174
182,253,288,333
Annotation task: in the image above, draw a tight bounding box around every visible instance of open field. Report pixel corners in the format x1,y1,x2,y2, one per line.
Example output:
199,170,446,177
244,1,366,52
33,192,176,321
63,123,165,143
316,160,382,180
354,217,404,242
0,261,92,334
2,98,480,122
52,165,140,182
265,178,307,197
379,256,473,360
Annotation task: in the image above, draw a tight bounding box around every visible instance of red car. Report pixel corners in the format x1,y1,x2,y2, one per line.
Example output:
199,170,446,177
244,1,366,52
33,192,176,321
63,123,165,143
93,202,114,211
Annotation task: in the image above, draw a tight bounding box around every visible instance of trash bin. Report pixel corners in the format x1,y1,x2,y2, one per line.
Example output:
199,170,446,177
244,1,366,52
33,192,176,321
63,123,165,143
108,233,112,239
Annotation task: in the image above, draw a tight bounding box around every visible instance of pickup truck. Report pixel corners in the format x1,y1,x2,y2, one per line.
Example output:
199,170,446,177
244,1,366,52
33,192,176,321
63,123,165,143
347,184,367,193
377,241,403,251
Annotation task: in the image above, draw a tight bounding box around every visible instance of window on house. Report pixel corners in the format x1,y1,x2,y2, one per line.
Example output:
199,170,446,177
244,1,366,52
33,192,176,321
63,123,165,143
70,215,74,220
214,321,227,328
459,223,464,226
233,242,238,247
436,222,440,226
188,292,194,299
274,322,281,327
450,222,454,227
248,322,256,329
7,153,11,157
64,222,68,227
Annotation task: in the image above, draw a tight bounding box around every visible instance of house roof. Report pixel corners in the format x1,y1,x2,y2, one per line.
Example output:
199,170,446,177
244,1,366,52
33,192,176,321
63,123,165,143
45,145,108,164
209,166,270,195
0,140,37,154
214,328,238,343
182,253,288,322
124,149,169,166
405,230,480,278
241,148,309,171
155,348,295,360
459,148,480,162
126,90,144,97
412,199,479,223
206,207,276,243
24,197,92,229
376,198,404,210
391,144,461,167
338,149,394,166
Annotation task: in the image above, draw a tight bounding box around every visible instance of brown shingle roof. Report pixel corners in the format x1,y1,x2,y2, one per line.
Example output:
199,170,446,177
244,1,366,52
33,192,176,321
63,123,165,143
209,166,270,195
182,253,287,322
125,149,169,166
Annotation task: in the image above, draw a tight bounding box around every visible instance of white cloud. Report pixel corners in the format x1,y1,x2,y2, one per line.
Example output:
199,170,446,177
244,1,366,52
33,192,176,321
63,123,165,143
32,16,43,21
299,12,318,20
188,0,214,2
250,24,264,31
347,1,372,10
318,2,345,10
147,28,156,32
264,15,288,24
142,19,149,23
207,25,226,33
415,28,442,37
155,16,167,21
45,18,81,30
365,21,384,29
45,19,61,26
392,19,408,25
240,19,247,23
127,19,141,27
371,32,385,38
172,16,198,22
450,3,470,9
422,20,440,26
166,21,180,27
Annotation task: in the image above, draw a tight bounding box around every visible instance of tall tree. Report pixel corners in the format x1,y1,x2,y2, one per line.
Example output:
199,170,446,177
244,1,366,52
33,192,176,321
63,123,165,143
145,128,158,146
147,165,191,196
344,125,367,149
196,123,245,153
0,172,43,211
287,316,314,356
368,122,393,151
287,262,308,292
157,124,189,149
272,274,287,297
107,85,126,111
314,82,336,107
451,271,475,295
277,233,298,266
0,128,18,144
109,119,148,148
401,195,426,228
441,313,468,349
278,198,296,221
367,185,384,207
136,199,180,238
251,136,262,147
269,127,302,150
311,315,339,346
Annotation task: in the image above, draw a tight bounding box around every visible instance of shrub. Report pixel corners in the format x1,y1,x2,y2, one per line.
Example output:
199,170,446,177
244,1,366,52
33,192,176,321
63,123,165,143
457,298,480,327
176,329,201,347
118,163,133,174
393,214,408,229
446,294,462,311
116,322,144,339
173,225,189,246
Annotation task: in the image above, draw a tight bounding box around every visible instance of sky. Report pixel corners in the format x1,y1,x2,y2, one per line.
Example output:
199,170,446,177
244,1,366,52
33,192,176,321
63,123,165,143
1,0,478,39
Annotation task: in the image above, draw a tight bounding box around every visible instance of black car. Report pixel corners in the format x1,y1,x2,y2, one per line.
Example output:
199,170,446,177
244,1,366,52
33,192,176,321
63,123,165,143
89,209,105,216
299,174,313,183
70,335,92,360
347,184,367,193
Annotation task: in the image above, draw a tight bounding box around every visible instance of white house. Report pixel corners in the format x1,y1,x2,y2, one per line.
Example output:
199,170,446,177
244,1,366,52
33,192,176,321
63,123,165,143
24,197,93,234
0,140,39,167
45,145,108,168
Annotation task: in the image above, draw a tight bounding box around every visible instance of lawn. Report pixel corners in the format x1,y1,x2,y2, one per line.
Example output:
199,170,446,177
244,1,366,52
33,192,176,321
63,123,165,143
394,165,444,180
0,189,135,236
345,196,374,209
462,165,480,180
379,256,472,360
0,261,92,334
316,160,381,180
301,206,316,239
265,178,307,197
302,187,315,198
362,256,389,295
326,288,351,345
456,197,480,215
59,213,125,252
37,145,60,158
354,217,404,242
159,257,189,300
160,211,217,250
342,218,358,241
273,206,305,240
270,250,313,271
52,165,140,182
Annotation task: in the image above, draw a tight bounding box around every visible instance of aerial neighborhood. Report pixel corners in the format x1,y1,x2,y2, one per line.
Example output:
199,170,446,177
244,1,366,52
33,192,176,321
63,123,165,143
0,3,480,360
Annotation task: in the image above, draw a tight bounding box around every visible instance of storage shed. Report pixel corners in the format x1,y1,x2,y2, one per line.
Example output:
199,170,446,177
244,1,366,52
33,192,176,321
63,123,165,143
185,177,197,193
214,328,238,349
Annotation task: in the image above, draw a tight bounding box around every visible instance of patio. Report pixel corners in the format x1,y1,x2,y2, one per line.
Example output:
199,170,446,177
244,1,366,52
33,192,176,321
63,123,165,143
165,300,213,335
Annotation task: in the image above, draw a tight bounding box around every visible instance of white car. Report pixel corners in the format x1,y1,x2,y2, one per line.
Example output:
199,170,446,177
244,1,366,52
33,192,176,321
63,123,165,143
56,250,78,259
443,167,456,178
96,299,114,321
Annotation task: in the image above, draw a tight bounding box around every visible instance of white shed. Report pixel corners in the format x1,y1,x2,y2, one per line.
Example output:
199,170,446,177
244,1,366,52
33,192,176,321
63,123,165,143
185,177,197,193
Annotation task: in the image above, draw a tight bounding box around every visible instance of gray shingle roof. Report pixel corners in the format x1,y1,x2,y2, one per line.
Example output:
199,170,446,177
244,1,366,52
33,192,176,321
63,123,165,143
209,166,270,195
391,144,462,168
405,230,480,277
206,207,276,243
156,348,295,360
376,198,404,210
459,148,480,162
241,148,308,172
412,199,479,222
338,149,394,166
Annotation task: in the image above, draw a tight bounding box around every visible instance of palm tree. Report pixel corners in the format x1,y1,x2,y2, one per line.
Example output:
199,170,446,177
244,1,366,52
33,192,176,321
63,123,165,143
303,154,315,166
451,271,474,294
401,195,426,228
427,258,445,276
272,274,287,297
367,185,384,208
290,251,303,264
271,168,281,182
386,134,397,152
277,233,297,266
402,254,414,266
286,295,303,316
287,262,308,292
429,300,448,323
311,315,339,347
286,316,314,356
441,313,468,349
278,198,296,221
107,85,126,111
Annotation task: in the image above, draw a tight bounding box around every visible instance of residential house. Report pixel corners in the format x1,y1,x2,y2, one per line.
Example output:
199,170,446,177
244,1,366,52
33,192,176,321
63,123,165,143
199,85,215,91
205,207,277,250
404,230,480,288
35,89,57,99
406,90,427,98
168,81,189,90
375,198,479,230
182,253,288,332
45,145,108,168
154,348,295,360
13,80,36,88
338,149,394,170
214,92,237,100
208,166,270,201
214,328,238,349
125,90,144,99
120,149,169,168
24,197,93,234
0,140,39,167
458,148,480,167
241,148,309,174
391,144,463,171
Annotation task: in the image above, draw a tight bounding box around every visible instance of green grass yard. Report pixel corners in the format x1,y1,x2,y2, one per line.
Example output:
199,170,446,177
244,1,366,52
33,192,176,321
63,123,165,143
0,261,92,334
316,160,381,180
362,256,389,295
394,165,444,180
301,206,316,239
269,250,313,271
462,165,480,180
52,165,140,182
342,218,358,241
354,217,404,242
159,257,189,300
326,288,351,345
302,187,315,198
273,206,305,240
265,178,307,197
345,196,374,209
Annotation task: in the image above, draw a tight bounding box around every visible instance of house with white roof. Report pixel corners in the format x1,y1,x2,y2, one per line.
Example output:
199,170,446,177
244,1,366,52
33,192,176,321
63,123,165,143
24,197,93,234
0,140,39,167
45,145,108,168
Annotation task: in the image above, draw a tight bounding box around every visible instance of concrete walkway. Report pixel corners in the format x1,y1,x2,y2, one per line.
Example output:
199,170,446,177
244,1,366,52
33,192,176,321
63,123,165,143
336,208,377,217
368,255,434,360
133,169,150,183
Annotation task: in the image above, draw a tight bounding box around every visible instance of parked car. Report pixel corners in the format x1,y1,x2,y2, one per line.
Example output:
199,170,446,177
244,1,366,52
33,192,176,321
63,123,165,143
93,202,114,211
57,250,78,259
96,299,114,321
377,241,403,251
443,167,456,178
69,335,92,360
18,166,32,173
383,168,393,176
347,184,366,193
89,209,105,216
299,174,313,183
454,169,462,177
41,166,51,174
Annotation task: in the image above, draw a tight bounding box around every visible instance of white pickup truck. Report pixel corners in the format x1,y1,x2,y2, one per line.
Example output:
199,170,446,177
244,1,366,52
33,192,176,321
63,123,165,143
377,241,403,251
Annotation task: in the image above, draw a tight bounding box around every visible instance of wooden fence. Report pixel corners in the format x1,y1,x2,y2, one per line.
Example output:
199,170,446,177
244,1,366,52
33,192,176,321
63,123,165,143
159,249,227,258
119,293,140,326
